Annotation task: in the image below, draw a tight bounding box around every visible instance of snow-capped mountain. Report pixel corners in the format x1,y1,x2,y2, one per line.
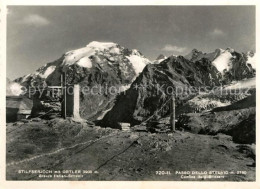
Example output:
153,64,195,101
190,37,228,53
101,48,256,128
14,41,151,120
62,41,150,75
16,41,151,86
12,42,255,124
185,48,256,75
184,48,229,63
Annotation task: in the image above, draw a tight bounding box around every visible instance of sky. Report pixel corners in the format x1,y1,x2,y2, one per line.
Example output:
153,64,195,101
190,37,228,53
7,6,255,80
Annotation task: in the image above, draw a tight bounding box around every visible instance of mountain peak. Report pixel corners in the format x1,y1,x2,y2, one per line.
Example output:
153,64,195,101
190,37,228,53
246,51,255,57
225,47,234,53
191,48,200,53
131,49,142,56
184,48,204,61
86,41,118,50
156,54,166,60
214,48,225,53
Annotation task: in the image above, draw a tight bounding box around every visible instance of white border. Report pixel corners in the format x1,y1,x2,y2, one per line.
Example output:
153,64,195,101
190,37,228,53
0,1,259,189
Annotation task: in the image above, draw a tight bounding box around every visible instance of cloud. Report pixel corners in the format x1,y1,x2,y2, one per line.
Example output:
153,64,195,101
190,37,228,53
21,14,50,27
162,45,187,53
210,28,225,36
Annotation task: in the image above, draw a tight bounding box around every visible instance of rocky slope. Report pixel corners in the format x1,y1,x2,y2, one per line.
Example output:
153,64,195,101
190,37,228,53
12,43,256,134
100,56,219,128
152,54,167,64
14,41,151,120
101,48,255,126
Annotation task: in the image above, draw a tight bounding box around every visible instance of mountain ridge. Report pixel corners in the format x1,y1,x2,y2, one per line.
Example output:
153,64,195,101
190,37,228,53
9,41,256,125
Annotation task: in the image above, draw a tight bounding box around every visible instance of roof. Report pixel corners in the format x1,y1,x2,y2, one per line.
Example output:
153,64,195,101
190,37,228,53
18,109,32,114
6,96,33,111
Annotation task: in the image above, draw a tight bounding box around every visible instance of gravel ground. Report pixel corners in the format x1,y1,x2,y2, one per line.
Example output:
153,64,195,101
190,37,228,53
6,118,255,181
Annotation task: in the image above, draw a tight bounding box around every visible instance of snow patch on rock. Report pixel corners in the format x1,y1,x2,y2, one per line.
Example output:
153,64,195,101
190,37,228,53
21,74,31,83
86,41,117,51
247,53,256,69
212,50,233,73
155,58,166,64
188,97,231,111
126,55,149,74
62,41,121,68
77,57,92,68
119,84,131,92
63,47,96,67
109,47,120,54
224,77,256,90
40,66,56,78
153,54,168,64
97,107,113,120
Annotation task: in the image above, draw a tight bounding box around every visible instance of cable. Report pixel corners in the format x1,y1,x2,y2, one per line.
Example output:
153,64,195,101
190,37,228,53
7,132,119,168
140,97,172,125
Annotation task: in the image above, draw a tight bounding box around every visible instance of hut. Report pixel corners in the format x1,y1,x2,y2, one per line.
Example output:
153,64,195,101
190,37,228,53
6,96,33,122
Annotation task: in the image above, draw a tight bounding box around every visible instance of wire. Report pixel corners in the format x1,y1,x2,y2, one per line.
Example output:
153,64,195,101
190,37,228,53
7,132,119,168
140,97,172,125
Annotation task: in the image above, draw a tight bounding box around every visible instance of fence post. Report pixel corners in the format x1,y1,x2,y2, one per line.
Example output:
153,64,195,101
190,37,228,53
170,95,176,132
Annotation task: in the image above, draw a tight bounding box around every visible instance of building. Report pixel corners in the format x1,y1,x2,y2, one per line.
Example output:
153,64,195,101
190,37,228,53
6,96,33,122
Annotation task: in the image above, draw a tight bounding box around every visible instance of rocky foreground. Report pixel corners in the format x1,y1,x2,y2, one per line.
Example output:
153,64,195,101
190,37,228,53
6,117,255,181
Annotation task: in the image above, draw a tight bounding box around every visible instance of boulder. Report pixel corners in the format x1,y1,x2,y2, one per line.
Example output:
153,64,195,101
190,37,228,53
231,114,255,144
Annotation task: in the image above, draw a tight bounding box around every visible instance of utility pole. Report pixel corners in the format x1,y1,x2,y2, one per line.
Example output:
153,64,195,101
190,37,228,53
170,95,176,132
